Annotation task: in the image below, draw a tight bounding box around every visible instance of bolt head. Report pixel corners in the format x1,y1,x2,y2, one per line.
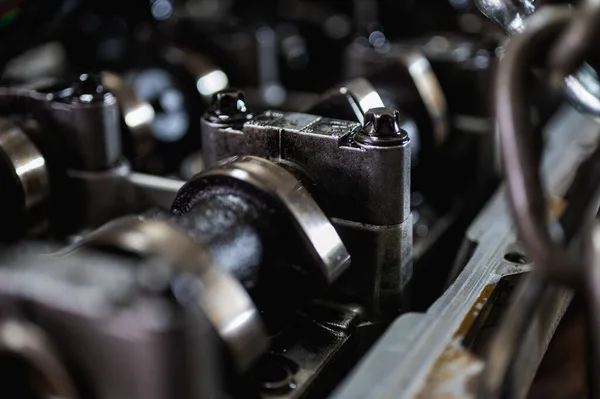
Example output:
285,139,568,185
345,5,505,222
70,73,106,103
211,89,247,114
363,107,400,136
207,88,253,124
356,107,409,146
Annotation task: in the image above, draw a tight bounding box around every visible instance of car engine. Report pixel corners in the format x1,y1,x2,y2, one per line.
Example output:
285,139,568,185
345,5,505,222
0,0,596,398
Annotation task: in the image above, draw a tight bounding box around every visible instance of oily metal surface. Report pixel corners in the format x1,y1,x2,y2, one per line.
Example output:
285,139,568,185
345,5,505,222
0,118,49,233
67,216,268,372
475,1,600,116
175,155,351,285
333,106,599,399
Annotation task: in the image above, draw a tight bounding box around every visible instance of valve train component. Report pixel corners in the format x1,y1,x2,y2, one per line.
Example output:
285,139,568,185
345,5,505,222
201,91,412,315
1,0,600,398
0,247,218,399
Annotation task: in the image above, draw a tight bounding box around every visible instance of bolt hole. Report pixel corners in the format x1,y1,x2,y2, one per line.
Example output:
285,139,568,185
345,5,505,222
255,354,298,393
504,252,530,264
258,362,289,385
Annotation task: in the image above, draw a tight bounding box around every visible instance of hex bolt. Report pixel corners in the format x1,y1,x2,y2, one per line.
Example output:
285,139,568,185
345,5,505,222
70,73,107,103
355,107,410,147
206,88,254,125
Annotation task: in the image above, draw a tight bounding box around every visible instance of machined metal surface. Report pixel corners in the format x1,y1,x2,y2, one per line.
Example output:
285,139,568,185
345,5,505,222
175,155,351,284
0,118,49,233
495,8,579,284
0,77,122,172
67,216,268,372
0,248,217,399
387,45,449,146
0,320,78,399
101,71,156,165
202,111,410,226
200,109,412,312
333,106,598,398
45,80,122,171
476,0,600,117
0,1,591,396
478,6,600,397
304,78,386,125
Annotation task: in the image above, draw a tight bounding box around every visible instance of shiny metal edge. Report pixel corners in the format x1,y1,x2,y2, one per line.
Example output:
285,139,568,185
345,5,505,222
475,2,600,117
332,106,600,399
0,118,50,232
67,216,268,372
200,155,351,284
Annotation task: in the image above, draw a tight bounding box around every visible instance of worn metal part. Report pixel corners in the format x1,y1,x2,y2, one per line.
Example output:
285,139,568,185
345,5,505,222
477,7,600,398
66,162,131,229
54,159,184,233
475,0,535,34
355,107,409,147
43,74,122,171
344,42,452,147
206,88,254,126
495,8,579,285
202,111,410,226
165,46,230,100
31,158,184,233
101,71,156,165
546,1,600,81
0,76,186,234
476,1,600,116
477,272,548,399
66,216,267,372
200,108,411,312
304,77,386,125
388,45,449,147
0,319,78,399
0,248,217,399
0,76,125,235
0,118,49,234
333,106,598,398
256,300,368,399
333,217,413,314
174,155,351,285
584,220,600,399
0,74,121,171
126,172,185,210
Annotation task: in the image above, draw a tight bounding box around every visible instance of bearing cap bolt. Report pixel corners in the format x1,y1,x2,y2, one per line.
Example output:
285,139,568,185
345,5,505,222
355,107,409,147
71,73,106,103
207,88,253,124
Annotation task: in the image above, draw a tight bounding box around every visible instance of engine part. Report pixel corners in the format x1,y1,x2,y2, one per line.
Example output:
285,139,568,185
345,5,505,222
0,118,50,237
59,155,373,398
68,216,267,372
478,5,600,398
0,74,193,239
0,1,596,397
333,104,597,399
68,155,352,361
476,0,600,116
0,247,217,399
201,90,412,314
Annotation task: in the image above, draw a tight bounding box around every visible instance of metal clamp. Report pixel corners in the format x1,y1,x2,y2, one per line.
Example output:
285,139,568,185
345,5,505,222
66,216,268,372
175,155,351,284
